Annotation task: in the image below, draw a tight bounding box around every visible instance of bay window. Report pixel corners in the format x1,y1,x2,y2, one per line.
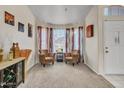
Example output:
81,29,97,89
41,28,47,49
53,28,66,53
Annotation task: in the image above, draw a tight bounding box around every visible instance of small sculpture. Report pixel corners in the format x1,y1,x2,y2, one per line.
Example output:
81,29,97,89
11,43,20,58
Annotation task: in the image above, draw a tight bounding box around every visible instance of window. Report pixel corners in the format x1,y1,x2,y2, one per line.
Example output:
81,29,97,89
104,6,124,16
41,28,47,49
104,7,109,16
74,28,79,50
53,28,66,53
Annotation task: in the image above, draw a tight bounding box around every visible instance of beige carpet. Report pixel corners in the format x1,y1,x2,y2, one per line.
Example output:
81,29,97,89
18,62,114,88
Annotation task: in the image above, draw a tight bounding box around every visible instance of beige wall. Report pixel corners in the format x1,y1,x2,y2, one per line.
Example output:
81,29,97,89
84,6,99,73
0,5,36,70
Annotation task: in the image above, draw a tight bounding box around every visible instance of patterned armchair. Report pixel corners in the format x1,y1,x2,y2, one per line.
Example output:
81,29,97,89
64,50,79,66
39,50,55,67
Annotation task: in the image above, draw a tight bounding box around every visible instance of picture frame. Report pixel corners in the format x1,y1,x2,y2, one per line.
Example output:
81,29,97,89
86,24,94,38
18,22,24,32
5,11,15,26
28,23,33,38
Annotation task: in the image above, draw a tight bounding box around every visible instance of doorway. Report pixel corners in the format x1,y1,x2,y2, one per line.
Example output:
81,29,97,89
104,20,124,74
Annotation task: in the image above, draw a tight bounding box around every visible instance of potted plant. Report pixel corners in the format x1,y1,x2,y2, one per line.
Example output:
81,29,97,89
0,48,3,62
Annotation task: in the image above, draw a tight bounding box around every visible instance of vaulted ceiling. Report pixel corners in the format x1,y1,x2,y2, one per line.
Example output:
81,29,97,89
29,5,93,25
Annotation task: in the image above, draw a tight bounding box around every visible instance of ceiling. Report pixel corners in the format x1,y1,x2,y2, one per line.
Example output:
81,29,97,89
29,5,93,25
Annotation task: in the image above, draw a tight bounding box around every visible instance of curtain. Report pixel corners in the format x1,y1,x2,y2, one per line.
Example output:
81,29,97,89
50,28,53,52
46,27,49,51
66,28,70,53
66,28,68,52
37,26,42,50
78,28,80,51
72,28,74,51
78,27,81,62
36,26,42,65
46,27,53,52
79,26,83,62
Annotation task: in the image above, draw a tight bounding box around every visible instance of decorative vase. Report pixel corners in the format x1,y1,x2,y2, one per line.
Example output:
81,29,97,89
8,51,13,61
0,54,3,62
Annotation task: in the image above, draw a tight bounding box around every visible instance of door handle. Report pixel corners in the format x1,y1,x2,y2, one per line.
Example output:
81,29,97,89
118,32,120,44
105,47,108,49
115,37,117,44
118,37,120,44
105,51,109,53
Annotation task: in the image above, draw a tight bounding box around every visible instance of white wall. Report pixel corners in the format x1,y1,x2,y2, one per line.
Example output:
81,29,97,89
0,5,36,70
84,6,99,73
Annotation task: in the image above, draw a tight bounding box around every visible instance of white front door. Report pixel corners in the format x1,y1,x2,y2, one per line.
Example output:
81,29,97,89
104,21,124,74
118,31,124,73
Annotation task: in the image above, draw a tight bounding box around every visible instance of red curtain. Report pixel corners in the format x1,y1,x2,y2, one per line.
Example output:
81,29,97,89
72,28,74,51
37,26,42,50
78,27,80,54
78,26,83,62
50,28,53,52
46,27,49,51
46,27,53,52
66,28,68,52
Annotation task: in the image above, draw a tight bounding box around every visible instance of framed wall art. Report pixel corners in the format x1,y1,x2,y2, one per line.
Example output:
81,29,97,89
5,11,15,26
86,24,94,38
28,23,33,38
18,22,24,32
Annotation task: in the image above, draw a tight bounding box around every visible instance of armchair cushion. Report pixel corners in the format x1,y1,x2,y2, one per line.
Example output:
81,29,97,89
45,57,54,60
65,57,73,60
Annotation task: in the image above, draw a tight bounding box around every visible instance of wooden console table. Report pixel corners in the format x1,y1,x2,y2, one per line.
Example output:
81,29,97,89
0,57,25,88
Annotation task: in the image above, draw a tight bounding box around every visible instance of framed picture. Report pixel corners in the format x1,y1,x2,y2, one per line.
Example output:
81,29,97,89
18,22,24,32
28,23,33,38
86,25,94,38
5,11,15,26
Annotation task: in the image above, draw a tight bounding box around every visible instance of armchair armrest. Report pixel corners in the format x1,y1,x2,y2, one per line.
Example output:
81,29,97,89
39,54,45,63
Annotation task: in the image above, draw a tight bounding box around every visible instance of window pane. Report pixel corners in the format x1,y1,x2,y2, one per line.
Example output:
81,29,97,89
53,28,66,53
104,6,124,16
104,7,109,16
41,28,47,49
74,29,79,50
119,7,124,16
111,6,119,16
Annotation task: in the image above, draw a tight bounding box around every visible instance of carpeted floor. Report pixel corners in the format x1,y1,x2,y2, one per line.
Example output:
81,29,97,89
18,62,114,88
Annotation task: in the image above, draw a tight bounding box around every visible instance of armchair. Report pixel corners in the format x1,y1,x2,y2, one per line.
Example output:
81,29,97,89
64,50,79,66
39,50,55,67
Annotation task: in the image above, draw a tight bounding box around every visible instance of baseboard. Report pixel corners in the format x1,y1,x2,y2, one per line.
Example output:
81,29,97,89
27,63,38,73
84,62,98,74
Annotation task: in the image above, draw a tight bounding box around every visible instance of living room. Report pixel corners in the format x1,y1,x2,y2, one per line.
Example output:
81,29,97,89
0,2,124,90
